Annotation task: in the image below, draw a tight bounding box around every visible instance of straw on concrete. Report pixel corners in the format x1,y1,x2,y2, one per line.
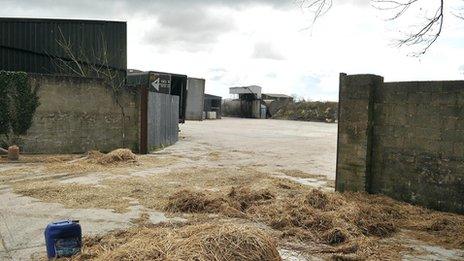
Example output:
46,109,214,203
90,148,137,165
73,222,281,261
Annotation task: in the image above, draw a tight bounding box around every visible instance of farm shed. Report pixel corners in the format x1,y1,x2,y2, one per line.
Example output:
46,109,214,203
0,17,127,81
204,94,222,119
262,93,293,102
229,86,262,118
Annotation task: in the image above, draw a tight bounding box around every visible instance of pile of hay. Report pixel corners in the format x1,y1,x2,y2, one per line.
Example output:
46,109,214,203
88,149,137,165
164,189,227,213
165,186,275,217
73,222,281,261
164,186,464,259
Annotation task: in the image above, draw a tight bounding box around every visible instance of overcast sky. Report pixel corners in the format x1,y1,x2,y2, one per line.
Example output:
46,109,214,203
1,0,464,100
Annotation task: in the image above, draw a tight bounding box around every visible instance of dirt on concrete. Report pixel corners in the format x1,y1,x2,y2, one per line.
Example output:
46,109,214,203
1,118,463,260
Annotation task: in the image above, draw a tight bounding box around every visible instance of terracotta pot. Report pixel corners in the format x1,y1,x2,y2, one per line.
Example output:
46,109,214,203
8,145,19,160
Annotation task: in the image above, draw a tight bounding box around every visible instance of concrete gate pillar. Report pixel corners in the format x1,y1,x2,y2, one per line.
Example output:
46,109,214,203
335,73,383,192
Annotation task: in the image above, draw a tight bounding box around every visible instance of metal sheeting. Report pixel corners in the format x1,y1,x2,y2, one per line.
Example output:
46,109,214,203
185,78,205,120
127,71,187,123
0,18,126,79
147,92,179,150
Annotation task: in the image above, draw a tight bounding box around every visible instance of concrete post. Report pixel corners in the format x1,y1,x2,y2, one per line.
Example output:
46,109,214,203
335,73,383,192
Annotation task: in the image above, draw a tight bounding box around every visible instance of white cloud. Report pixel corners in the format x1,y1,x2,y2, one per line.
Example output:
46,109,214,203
1,0,463,101
142,6,236,52
252,42,285,60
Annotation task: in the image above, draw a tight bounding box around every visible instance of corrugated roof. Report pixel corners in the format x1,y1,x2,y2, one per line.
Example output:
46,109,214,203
263,93,293,98
204,94,222,99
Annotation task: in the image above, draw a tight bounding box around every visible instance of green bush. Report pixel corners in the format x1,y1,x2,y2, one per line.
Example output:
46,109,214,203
272,101,338,122
0,71,40,143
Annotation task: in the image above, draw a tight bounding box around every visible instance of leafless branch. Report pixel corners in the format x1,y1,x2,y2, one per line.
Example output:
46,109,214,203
53,27,128,146
56,27,87,76
296,0,333,22
372,0,444,56
300,0,446,55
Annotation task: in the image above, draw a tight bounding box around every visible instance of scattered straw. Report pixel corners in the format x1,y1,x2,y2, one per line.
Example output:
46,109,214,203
89,149,137,165
72,222,281,261
164,189,226,213
163,185,464,259
9,164,464,259
323,228,348,245
280,169,326,179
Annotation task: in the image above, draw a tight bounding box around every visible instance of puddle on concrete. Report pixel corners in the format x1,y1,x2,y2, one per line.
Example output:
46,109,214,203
280,248,314,261
274,174,329,189
58,172,105,185
0,187,174,260
399,235,464,260
131,168,168,177
0,164,23,172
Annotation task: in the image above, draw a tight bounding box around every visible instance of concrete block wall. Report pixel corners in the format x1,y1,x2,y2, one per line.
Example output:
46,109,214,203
22,74,139,154
336,74,464,213
336,73,383,192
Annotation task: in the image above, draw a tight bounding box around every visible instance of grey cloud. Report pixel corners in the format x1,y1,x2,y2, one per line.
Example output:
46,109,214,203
142,7,236,52
0,0,291,19
252,42,285,60
0,0,291,52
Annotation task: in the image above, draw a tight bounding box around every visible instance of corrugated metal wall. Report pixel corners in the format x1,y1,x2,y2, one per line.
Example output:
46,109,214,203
127,71,187,123
185,78,205,120
0,18,126,79
147,92,179,150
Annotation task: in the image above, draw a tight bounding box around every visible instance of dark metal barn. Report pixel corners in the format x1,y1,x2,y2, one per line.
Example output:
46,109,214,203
204,94,222,118
0,17,127,80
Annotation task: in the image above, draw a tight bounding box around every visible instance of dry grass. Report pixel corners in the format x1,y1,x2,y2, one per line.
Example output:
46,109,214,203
1,149,176,181
207,151,221,161
0,154,79,163
164,189,227,213
280,169,326,179
406,213,464,249
12,167,271,213
14,182,133,213
72,221,281,261
87,149,137,165
163,184,464,259
9,165,464,259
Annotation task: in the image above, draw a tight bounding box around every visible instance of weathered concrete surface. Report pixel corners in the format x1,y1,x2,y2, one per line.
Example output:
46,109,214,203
0,186,168,260
22,74,140,154
0,118,338,260
174,117,338,179
3,118,462,260
336,74,382,192
337,74,464,213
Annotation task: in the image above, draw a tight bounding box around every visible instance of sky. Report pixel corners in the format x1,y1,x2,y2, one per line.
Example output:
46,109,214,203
1,0,464,101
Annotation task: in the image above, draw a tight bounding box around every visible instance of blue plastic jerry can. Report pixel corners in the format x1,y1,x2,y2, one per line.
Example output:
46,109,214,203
44,220,82,259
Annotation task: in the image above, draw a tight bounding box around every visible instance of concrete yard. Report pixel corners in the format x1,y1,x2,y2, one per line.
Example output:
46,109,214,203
0,118,463,260
172,118,338,179
0,118,338,260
